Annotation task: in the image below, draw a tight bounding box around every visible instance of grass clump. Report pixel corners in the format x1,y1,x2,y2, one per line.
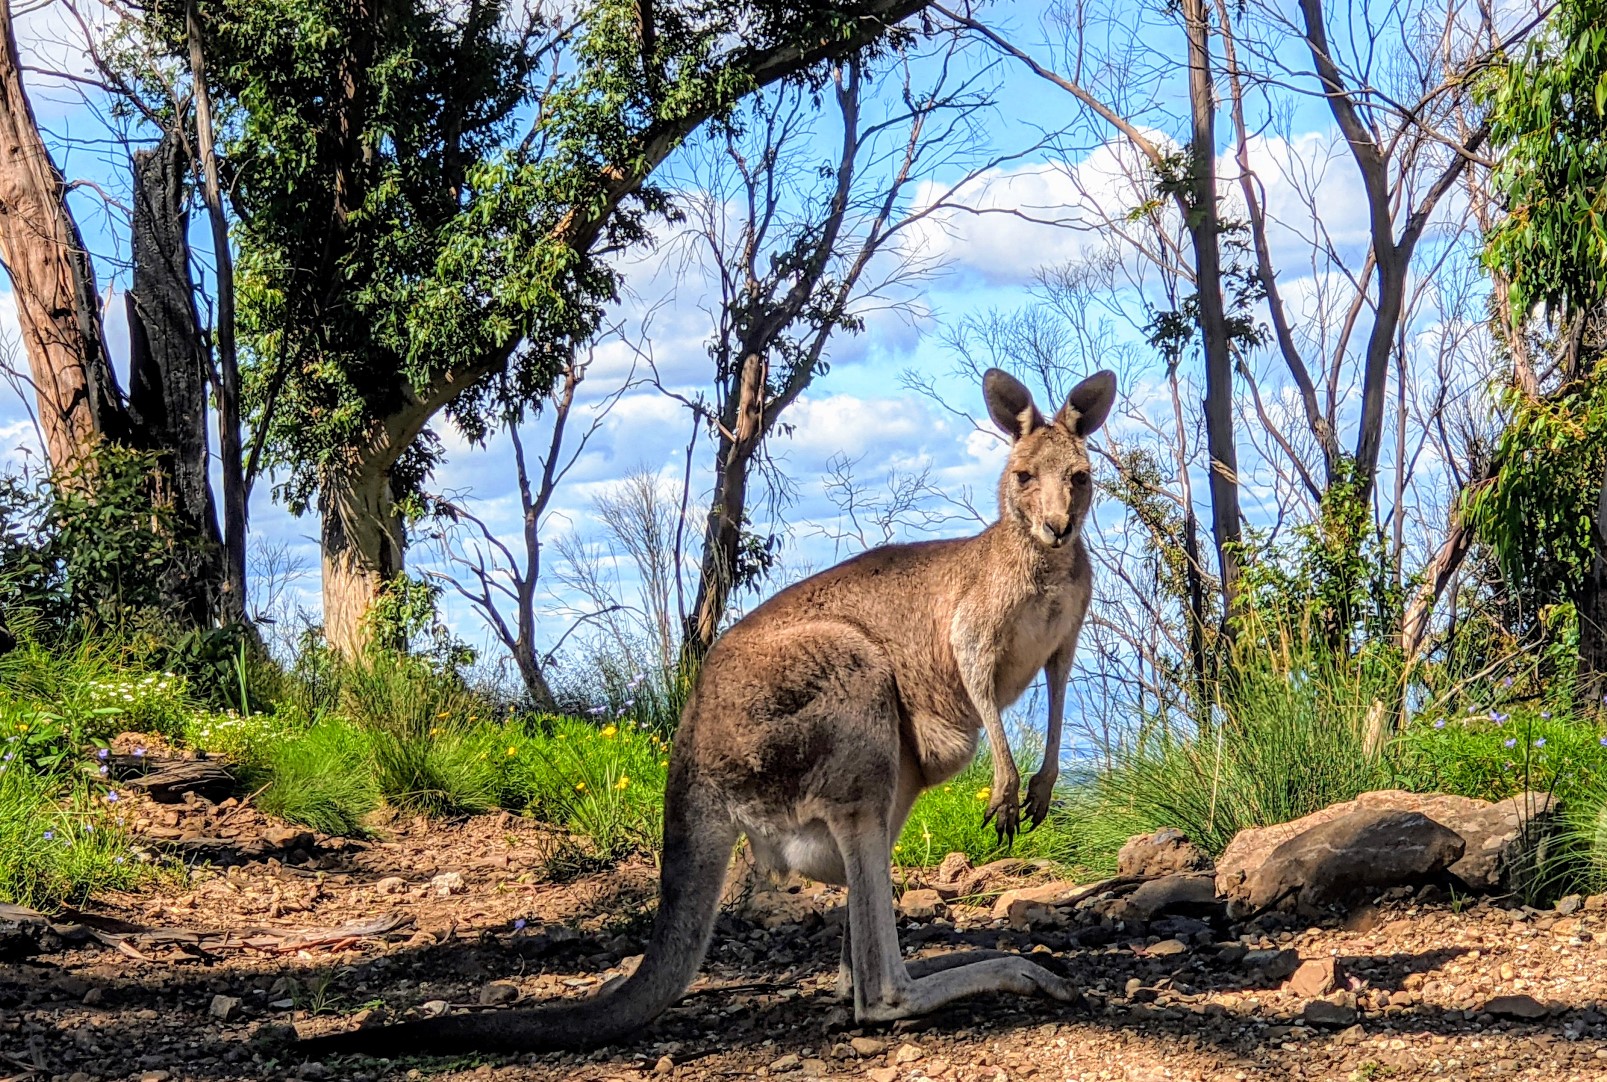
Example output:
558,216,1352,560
0,767,146,909
506,715,670,860
255,718,378,835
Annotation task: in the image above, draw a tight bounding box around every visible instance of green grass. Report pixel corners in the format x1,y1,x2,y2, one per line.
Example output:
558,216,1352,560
893,753,1067,868
255,718,379,835
0,766,146,909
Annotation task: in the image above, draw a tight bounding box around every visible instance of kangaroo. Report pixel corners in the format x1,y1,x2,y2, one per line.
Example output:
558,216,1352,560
298,367,1115,1057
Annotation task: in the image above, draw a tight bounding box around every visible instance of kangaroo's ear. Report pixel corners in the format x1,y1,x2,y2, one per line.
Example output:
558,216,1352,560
1056,370,1118,436
983,368,1045,441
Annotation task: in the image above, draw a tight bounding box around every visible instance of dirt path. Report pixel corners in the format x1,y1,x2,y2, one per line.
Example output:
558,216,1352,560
4,803,1606,1082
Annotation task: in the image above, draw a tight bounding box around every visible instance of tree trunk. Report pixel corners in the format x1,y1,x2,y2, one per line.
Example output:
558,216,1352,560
0,4,125,471
126,131,225,626
1181,0,1242,628
187,0,250,626
682,351,766,663
321,467,405,656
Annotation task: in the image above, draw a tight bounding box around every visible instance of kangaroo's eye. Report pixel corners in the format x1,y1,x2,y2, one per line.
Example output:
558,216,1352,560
1014,471,1033,486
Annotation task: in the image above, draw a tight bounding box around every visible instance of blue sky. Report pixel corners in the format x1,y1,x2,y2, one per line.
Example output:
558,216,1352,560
0,0,1515,746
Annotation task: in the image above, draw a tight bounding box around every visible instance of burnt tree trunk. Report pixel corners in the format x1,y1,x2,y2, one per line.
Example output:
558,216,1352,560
126,132,226,626
0,5,125,470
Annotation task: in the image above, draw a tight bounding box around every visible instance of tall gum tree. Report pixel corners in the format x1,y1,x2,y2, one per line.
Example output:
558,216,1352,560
163,0,932,654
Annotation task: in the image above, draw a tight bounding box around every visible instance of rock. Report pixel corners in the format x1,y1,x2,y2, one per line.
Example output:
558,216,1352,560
898,888,944,922
140,1072,173,1082
1145,938,1188,957
655,1056,675,1074
1302,998,1358,1027
1219,808,1464,913
419,999,451,1017
894,1043,924,1064
1584,893,1606,912
936,852,973,886
866,1069,900,1082
67,1074,92,1082
991,881,1084,921
1243,948,1301,981
430,871,467,897
1117,828,1212,877
770,1053,801,1071
209,993,242,1021
1217,790,1552,907
263,824,314,850
479,982,519,1006
850,1036,887,1056
956,857,1039,897
81,986,105,1007
1111,872,1223,923
1485,994,1548,1020
1285,958,1344,999
1557,894,1584,916
375,876,406,895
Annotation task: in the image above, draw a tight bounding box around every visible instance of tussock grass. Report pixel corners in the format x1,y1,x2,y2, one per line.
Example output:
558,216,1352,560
0,767,144,909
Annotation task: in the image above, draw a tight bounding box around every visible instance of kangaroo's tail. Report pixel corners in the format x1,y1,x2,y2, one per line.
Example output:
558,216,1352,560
295,777,735,1057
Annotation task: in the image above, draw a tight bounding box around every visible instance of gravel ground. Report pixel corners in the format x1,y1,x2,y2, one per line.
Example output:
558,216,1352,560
3,796,1606,1082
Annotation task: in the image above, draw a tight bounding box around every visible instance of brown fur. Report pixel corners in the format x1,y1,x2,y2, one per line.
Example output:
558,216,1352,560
297,367,1116,1057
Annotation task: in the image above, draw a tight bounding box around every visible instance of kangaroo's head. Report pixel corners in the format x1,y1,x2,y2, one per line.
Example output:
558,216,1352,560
983,368,1117,550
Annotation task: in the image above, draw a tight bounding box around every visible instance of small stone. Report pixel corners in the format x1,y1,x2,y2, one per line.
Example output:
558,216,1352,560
375,876,406,895
866,1069,899,1082
1484,994,1548,1020
850,1037,887,1056
770,1052,801,1071
419,999,451,1017
209,993,243,1021
81,986,106,1007
1285,958,1343,999
936,852,973,885
1302,999,1358,1027
1556,894,1584,916
897,888,944,922
479,982,519,1006
430,871,467,897
140,1073,173,1082
1243,948,1301,981
1146,938,1188,957
654,1056,675,1074
67,1074,92,1082
894,1042,924,1064
1583,893,1606,912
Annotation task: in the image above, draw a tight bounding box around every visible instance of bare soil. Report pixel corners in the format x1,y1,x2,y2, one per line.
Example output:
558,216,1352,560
4,787,1607,1082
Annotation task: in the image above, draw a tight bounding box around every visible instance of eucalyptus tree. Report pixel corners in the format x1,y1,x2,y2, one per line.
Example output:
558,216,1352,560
150,0,930,655
1466,0,1607,696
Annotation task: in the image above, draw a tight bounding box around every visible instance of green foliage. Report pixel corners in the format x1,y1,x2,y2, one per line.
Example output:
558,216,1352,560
1484,0,1607,315
0,448,208,641
1466,371,1607,612
0,761,148,910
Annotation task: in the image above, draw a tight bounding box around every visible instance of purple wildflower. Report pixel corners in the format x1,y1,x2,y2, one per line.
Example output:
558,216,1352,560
1534,738,1546,748
1490,711,1509,724
97,765,108,776
97,748,109,760
1433,718,1447,730
133,747,145,758
42,830,53,840
513,918,527,931
588,705,606,717
1541,712,1552,719
104,790,119,803
1,752,11,762
1504,737,1517,749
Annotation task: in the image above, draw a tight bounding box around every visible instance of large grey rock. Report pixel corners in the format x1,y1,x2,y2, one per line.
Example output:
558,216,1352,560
1217,790,1553,907
1109,872,1224,923
1222,808,1464,913
1117,828,1212,878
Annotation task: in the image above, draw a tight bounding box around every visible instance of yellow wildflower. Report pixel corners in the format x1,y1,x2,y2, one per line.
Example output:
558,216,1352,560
506,746,518,757
600,724,618,738
436,711,450,719
615,776,630,791
574,782,587,792
975,788,990,801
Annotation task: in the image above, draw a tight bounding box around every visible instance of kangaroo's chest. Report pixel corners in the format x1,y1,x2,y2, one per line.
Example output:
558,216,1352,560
990,573,1088,705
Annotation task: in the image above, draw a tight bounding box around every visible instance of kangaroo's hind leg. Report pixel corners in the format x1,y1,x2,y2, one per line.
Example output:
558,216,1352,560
826,806,1077,1023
